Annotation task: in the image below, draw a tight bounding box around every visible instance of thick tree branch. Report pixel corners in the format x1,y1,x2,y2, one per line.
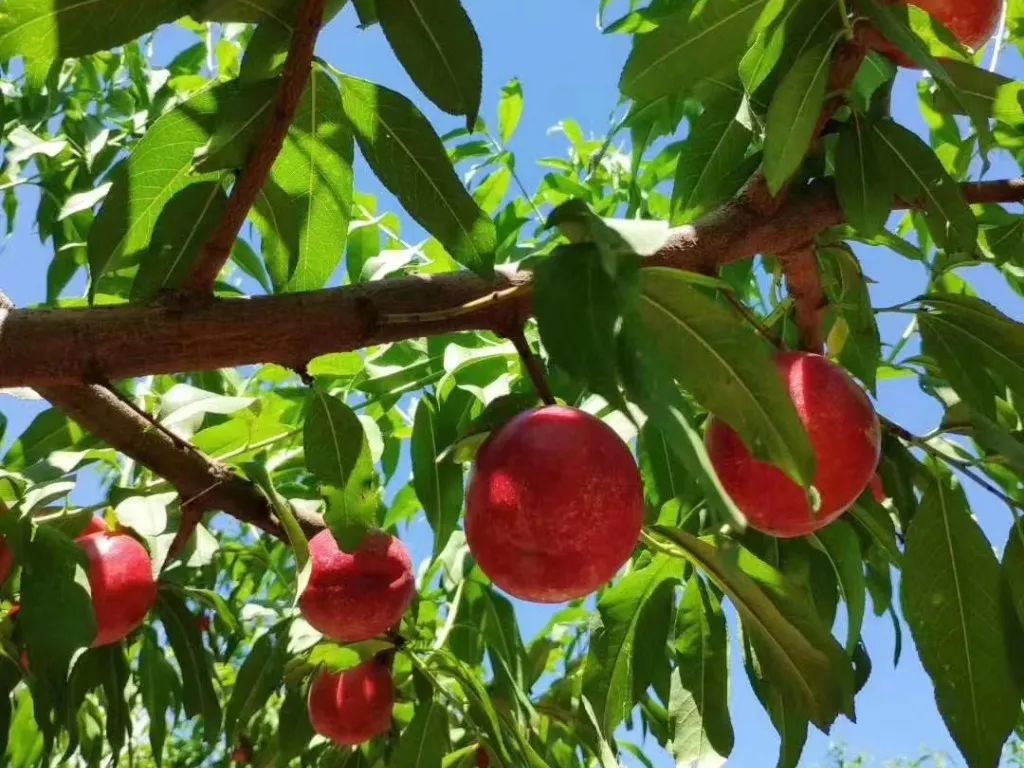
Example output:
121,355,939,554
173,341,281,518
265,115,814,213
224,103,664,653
779,244,828,354
182,0,328,294
1,179,1021,387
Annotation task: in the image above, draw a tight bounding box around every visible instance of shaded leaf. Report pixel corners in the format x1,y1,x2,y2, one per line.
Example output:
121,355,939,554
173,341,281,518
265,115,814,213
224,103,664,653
377,0,482,127
412,394,464,557
338,74,495,276
902,471,1018,768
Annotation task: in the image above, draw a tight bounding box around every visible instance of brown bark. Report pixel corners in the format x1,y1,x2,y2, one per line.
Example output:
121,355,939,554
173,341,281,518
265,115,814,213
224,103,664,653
779,245,828,355
3,178,1020,388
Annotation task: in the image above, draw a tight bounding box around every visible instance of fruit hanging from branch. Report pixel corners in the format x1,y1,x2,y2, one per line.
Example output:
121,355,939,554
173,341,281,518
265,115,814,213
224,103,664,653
76,530,158,647
466,406,644,603
298,529,415,643
706,352,881,538
307,660,395,747
872,0,1003,66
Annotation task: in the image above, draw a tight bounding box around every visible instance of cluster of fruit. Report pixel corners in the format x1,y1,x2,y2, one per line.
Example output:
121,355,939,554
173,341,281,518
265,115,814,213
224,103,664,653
300,352,883,747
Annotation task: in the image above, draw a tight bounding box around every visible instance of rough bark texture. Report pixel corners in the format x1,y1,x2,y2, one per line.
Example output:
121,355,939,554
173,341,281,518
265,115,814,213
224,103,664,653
780,245,828,355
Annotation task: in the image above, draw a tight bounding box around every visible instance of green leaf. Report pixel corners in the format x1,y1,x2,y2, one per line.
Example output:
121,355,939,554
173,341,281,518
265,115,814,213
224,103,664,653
97,644,130,757
919,294,1024,419
0,0,194,73
304,389,380,552
534,244,631,408
252,66,354,292
619,325,746,529
223,632,286,740
277,684,314,761
810,522,866,654
671,89,758,225
871,120,977,253
1003,523,1024,642
834,115,893,238
377,0,482,127
20,526,97,734
157,590,222,744
620,0,773,102
392,695,449,768
131,182,228,301
497,78,524,144
338,74,496,277
412,394,464,558
7,692,43,768
740,0,844,96
901,471,1019,768
763,43,833,194
4,408,93,469
819,245,882,393
930,60,1024,127
858,0,989,145
671,577,734,766
583,555,683,736
88,80,276,291
638,268,815,486
653,527,854,729
139,630,177,767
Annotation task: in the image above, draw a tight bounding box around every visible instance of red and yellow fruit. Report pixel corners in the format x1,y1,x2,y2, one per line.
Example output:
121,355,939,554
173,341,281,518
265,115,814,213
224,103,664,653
308,661,394,746
299,530,415,643
466,406,644,603
707,352,881,538
77,531,158,647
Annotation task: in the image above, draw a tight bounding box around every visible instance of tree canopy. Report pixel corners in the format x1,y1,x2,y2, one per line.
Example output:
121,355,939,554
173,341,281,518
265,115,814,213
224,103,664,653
0,0,1022,766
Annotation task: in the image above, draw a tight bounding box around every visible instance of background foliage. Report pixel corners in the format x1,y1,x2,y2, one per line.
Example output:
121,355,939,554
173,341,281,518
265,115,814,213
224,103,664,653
0,0,1022,766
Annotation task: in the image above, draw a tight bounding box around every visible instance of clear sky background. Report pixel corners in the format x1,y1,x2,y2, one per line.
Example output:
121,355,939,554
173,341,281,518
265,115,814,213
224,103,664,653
2,2,1023,766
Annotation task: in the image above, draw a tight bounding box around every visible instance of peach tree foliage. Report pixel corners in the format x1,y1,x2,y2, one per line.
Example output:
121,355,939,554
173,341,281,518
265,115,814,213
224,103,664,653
0,0,1021,766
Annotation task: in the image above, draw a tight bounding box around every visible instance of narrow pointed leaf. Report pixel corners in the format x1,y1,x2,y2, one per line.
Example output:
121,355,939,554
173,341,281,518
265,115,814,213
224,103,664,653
901,472,1018,768
377,0,482,126
338,74,496,276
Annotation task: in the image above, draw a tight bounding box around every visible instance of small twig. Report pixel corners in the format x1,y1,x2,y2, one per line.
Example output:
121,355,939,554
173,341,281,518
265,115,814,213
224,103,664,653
778,243,828,354
882,416,1024,513
182,0,328,294
508,327,557,406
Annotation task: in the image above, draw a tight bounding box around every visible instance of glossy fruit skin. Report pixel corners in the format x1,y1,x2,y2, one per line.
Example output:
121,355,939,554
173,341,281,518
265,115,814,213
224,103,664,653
873,0,1002,67
77,532,158,647
466,406,645,603
308,661,394,746
82,517,108,536
299,530,415,643
707,353,881,538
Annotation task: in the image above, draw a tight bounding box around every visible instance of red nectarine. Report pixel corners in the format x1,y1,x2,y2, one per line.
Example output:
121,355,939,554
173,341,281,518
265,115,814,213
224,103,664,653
466,406,644,603
872,0,1002,67
77,531,158,647
706,352,881,538
308,661,394,746
299,530,414,643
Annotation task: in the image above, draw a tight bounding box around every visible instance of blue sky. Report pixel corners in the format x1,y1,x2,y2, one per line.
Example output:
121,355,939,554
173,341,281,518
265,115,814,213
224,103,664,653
2,1,1023,766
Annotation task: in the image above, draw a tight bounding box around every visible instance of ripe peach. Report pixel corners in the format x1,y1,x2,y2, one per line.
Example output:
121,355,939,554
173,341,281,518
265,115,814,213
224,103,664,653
706,352,881,538
308,661,394,746
299,530,414,643
83,517,108,536
871,0,1002,67
77,531,158,646
466,406,644,603
869,473,888,503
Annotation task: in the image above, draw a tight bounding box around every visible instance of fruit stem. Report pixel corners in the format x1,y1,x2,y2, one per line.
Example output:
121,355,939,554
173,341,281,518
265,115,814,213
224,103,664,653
509,328,557,406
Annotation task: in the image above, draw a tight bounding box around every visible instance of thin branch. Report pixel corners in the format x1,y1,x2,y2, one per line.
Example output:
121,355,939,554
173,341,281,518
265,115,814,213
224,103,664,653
508,328,557,406
779,243,828,354
182,0,328,294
